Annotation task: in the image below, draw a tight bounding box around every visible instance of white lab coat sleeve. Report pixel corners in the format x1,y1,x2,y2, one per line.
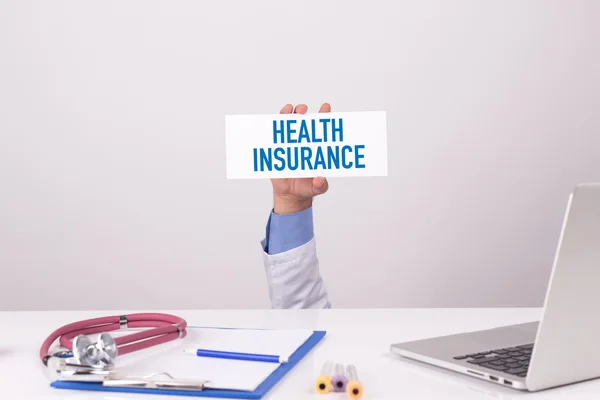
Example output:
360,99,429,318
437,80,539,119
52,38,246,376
262,237,331,309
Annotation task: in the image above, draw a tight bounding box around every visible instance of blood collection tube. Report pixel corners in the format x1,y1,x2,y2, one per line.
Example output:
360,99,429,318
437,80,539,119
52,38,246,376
315,360,333,394
346,364,363,400
331,363,348,392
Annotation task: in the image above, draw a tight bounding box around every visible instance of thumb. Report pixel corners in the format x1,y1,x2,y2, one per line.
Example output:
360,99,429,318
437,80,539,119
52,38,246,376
312,176,329,196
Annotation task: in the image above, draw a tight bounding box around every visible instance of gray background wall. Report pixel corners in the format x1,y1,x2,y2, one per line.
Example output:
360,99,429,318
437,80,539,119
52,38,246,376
1,0,598,310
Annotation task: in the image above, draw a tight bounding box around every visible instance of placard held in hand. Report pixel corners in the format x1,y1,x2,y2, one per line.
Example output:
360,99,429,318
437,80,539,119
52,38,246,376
225,111,388,179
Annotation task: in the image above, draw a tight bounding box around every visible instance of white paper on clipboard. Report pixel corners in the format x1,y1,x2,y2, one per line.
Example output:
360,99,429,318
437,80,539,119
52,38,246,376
110,327,315,392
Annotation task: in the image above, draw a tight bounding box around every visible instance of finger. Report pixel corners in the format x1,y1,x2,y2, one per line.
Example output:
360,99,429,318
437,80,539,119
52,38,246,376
293,104,308,114
318,103,331,113
280,104,293,114
312,176,329,195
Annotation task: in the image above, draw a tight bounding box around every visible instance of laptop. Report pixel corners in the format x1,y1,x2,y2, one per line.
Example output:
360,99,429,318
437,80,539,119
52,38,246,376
390,183,600,392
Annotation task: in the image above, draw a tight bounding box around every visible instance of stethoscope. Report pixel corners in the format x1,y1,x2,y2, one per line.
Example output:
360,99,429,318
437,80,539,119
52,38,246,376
40,313,188,383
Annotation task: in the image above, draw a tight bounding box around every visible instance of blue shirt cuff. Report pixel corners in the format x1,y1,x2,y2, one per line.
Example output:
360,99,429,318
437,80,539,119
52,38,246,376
263,206,314,255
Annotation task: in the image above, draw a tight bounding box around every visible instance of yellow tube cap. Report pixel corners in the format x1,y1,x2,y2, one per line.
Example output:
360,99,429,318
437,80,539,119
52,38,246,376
346,380,363,400
315,374,332,394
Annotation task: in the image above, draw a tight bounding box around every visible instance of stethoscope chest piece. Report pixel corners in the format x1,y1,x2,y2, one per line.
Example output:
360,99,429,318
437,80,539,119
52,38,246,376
48,333,119,383
73,333,118,367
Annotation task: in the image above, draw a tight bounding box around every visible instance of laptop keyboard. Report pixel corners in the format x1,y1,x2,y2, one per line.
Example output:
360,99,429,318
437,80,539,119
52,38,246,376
453,343,533,377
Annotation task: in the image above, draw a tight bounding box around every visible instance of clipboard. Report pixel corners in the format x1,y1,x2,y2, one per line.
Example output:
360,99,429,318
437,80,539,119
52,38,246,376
50,329,326,399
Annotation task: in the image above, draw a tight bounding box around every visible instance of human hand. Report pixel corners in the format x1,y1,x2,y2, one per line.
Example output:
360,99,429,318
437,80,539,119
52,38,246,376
270,103,331,214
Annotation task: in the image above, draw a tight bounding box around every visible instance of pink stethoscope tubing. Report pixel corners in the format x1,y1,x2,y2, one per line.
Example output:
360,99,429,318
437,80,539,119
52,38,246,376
40,313,187,365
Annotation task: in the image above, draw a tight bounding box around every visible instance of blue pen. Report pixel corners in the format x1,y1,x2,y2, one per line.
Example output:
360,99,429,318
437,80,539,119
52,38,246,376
183,348,288,364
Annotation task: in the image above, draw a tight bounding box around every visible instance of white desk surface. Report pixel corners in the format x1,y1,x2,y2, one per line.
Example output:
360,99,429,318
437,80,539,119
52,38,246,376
1,308,598,399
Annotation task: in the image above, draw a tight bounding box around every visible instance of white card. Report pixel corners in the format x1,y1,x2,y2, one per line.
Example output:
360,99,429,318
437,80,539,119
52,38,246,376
225,111,388,179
